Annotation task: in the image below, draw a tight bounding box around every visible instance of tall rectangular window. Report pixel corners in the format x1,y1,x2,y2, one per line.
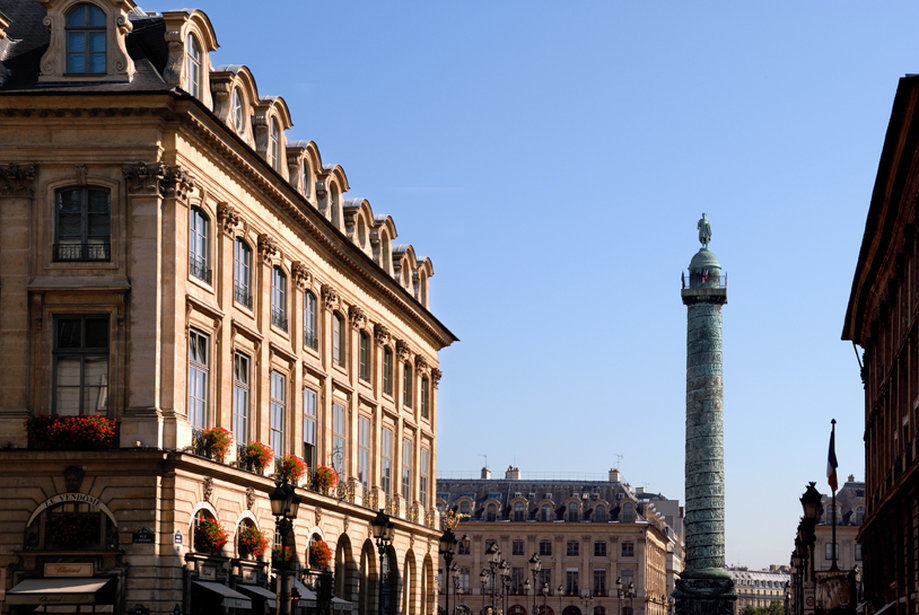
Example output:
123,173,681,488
270,371,286,454
187,328,208,429
381,427,393,495
402,363,413,407
593,541,607,557
565,570,579,596
537,569,552,593
566,541,579,556
382,348,393,395
402,438,413,501
621,542,634,557
303,387,317,468
512,540,525,556
54,187,110,261
233,239,252,308
420,376,429,418
511,567,525,594
332,313,345,367
232,352,249,441
271,267,288,330
538,540,552,556
189,207,211,283
304,291,318,349
53,316,109,415
419,447,430,506
358,415,371,488
359,331,371,381
593,569,606,597
332,402,346,475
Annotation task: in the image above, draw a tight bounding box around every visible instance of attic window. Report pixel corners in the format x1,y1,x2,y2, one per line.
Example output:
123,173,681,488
186,34,202,98
65,4,106,75
232,87,245,133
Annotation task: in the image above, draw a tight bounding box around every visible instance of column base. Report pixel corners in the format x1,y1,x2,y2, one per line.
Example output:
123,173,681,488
673,572,736,615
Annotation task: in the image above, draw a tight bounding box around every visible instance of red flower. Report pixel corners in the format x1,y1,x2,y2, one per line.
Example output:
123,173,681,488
240,441,274,473
195,517,228,553
200,427,233,462
309,540,333,569
27,415,117,450
312,465,339,492
277,454,307,485
238,525,269,559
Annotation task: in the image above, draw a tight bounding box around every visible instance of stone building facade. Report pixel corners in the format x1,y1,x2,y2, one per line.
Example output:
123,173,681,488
435,468,683,615
842,73,919,615
727,567,789,612
0,0,456,613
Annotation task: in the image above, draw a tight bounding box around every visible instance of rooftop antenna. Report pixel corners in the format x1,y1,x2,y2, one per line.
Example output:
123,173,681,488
480,453,488,469
614,453,623,469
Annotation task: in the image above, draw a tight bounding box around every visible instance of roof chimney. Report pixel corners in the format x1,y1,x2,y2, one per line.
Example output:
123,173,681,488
847,474,855,483
609,468,620,483
505,466,520,480
481,466,492,480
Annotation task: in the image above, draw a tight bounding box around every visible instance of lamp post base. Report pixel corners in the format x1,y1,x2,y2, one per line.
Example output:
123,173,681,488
673,574,736,615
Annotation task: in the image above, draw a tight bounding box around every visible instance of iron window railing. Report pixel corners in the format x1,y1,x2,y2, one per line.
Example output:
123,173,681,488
304,332,318,349
53,242,111,262
234,282,252,308
189,254,212,284
271,306,288,331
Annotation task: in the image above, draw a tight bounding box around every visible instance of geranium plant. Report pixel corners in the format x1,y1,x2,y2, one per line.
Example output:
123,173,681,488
239,441,273,473
27,415,117,450
195,517,228,554
272,545,294,566
277,454,307,485
309,539,333,569
311,465,339,493
198,427,232,462
238,525,269,560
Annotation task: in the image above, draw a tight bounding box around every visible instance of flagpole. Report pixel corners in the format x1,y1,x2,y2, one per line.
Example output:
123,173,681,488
830,418,839,572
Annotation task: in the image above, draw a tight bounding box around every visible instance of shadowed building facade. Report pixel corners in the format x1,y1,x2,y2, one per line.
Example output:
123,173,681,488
673,216,736,615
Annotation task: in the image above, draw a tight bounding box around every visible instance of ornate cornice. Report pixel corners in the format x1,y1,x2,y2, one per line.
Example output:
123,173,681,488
216,202,240,235
292,261,311,290
321,284,338,310
0,162,37,196
257,233,279,260
349,305,365,329
374,323,391,346
431,367,442,388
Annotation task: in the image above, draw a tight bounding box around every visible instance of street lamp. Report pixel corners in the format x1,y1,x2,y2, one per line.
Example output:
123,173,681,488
541,583,549,615
581,590,593,615
615,578,634,615
557,584,564,615
269,481,301,615
440,528,459,615
371,509,395,615
528,554,542,615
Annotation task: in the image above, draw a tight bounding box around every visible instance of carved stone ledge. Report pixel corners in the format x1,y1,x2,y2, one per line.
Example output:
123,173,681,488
0,162,37,196
321,284,338,310
431,367,443,388
348,305,365,329
374,323,390,346
257,233,279,260
292,261,311,289
216,202,240,235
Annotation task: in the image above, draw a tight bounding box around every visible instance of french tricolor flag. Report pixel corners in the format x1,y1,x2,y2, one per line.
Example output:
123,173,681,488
827,423,838,492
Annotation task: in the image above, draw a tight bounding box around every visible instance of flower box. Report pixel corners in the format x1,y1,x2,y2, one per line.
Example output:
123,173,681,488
196,427,233,462
309,540,332,569
311,465,339,493
238,525,269,560
195,518,228,554
239,441,274,474
27,415,117,450
277,454,307,485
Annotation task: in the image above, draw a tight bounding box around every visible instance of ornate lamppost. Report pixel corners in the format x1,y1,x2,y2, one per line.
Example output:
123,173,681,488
528,554,542,615
615,578,634,615
440,528,459,615
371,509,395,615
269,481,301,615
581,590,593,615
541,583,549,615
557,585,564,615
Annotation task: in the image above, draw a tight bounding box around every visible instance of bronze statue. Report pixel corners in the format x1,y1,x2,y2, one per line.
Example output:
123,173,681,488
697,213,712,248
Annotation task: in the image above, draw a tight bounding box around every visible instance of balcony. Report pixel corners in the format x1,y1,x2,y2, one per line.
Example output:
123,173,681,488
189,255,212,284
271,306,288,331
53,242,110,262
304,332,318,349
234,283,252,308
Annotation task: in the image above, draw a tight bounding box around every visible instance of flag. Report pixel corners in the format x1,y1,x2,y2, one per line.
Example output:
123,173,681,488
827,424,838,491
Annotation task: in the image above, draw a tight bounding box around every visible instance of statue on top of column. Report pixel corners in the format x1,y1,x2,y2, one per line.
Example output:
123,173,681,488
698,213,712,248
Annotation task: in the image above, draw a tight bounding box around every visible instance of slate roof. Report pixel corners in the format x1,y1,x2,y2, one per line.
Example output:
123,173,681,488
817,479,865,526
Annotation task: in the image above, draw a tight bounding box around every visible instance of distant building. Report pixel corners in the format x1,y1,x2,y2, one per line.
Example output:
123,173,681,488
841,72,919,614
728,566,790,611
436,467,683,615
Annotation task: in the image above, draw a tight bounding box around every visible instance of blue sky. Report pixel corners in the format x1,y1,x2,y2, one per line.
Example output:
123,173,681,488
156,1,919,568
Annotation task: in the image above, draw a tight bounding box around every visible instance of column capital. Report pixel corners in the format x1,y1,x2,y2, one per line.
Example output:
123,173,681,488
348,305,365,329
257,233,279,260
216,202,240,235
292,261,311,289
431,367,443,387
373,323,391,346
321,283,338,310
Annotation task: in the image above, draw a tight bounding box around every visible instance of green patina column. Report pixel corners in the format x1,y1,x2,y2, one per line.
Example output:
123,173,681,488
674,214,736,615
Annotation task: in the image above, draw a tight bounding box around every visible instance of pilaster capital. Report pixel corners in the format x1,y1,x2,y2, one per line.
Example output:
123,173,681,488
0,162,37,196
257,233,279,260
431,368,443,388
216,202,240,235
161,165,195,199
122,161,164,195
373,323,391,346
348,305,365,329
292,261,311,289
321,284,338,310
415,355,429,373
396,340,410,361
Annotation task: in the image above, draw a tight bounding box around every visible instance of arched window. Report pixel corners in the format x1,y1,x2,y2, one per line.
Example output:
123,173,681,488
24,499,118,551
403,362,413,407
458,500,471,515
65,3,106,74
485,503,497,522
330,184,341,227
593,506,607,522
304,291,318,349
269,117,281,171
513,501,525,522
188,207,211,283
271,266,288,330
232,87,245,133
301,161,311,196
192,509,225,554
359,330,371,381
541,505,553,522
237,518,265,560
567,502,579,522
382,234,392,273
420,375,430,419
186,34,202,98
358,217,368,249
382,347,394,395
54,186,111,261
332,312,346,366
233,238,252,308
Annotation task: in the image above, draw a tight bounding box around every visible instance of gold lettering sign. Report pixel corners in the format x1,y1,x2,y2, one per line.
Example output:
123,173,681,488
44,562,93,577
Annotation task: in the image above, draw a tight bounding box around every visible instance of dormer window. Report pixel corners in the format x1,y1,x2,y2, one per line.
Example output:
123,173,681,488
358,217,368,249
65,4,106,75
232,87,245,133
301,162,311,196
186,34,202,98
269,117,281,171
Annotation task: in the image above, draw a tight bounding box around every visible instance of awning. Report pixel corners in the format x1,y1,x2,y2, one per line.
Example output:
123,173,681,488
292,578,318,608
237,583,277,607
7,577,114,605
192,580,252,609
332,596,354,611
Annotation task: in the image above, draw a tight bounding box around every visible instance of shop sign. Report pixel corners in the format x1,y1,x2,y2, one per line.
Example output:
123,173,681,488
133,527,155,543
28,493,115,527
44,562,93,577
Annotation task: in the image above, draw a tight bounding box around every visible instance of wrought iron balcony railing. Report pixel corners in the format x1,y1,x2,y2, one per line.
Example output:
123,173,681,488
234,283,252,308
189,255,212,284
54,242,111,262
271,306,288,330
